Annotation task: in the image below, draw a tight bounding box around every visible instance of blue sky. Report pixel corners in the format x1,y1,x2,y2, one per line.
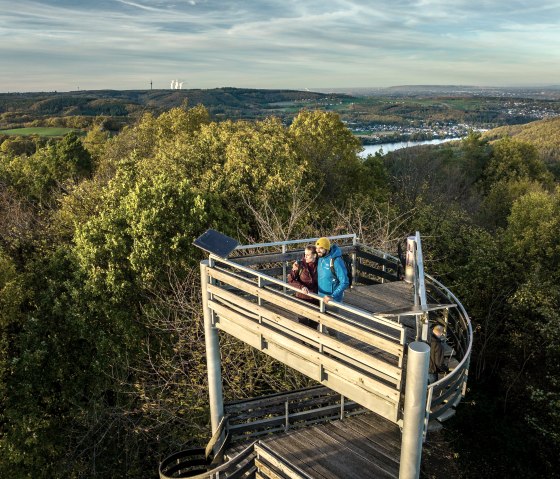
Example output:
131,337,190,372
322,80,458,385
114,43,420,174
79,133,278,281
1,0,560,92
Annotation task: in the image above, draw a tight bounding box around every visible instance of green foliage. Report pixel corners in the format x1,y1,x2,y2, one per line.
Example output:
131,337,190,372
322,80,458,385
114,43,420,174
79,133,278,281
2,96,559,477
0,135,37,156
0,131,92,204
481,136,553,191
502,190,560,435
289,110,368,203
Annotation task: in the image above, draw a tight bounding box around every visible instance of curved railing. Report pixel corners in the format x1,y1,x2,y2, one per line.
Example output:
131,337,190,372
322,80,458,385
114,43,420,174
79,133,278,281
159,441,257,479
424,274,473,425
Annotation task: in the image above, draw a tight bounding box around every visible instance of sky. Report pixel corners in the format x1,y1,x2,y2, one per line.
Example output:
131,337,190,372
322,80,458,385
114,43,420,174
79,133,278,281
1,0,560,93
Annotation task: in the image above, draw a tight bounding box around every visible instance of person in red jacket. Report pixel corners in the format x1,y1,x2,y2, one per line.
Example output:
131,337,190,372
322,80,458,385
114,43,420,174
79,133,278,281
288,245,319,328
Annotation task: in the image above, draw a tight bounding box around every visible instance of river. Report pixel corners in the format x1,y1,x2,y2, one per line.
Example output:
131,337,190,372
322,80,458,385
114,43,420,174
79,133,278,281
358,138,462,157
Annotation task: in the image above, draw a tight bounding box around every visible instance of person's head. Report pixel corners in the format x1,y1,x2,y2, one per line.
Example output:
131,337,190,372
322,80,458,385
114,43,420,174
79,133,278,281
433,324,445,337
304,245,317,264
315,237,331,257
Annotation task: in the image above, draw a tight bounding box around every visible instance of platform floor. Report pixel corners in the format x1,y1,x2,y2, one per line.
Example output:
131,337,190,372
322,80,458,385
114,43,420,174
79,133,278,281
242,411,401,478
345,282,414,315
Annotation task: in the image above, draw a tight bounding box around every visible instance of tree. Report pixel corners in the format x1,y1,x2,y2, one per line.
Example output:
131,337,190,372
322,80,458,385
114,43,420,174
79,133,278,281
289,110,368,203
502,188,560,454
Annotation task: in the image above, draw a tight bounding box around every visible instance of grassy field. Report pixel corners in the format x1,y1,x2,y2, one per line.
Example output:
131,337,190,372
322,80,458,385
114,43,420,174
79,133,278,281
0,127,77,137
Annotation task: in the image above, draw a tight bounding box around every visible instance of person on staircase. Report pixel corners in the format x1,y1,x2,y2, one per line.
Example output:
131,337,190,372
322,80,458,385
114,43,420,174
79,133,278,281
288,245,319,329
429,324,449,384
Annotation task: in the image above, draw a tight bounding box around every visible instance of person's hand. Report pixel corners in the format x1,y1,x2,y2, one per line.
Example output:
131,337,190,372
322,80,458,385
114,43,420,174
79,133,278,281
292,261,299,271
301,287,309,295
324,295,332,304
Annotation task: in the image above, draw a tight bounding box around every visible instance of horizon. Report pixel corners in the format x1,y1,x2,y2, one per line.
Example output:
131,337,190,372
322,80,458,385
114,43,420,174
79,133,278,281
1,1,560,93
2,84,560,96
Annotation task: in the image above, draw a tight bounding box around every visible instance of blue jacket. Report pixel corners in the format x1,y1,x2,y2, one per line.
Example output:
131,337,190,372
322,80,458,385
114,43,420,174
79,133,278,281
317,244,349,302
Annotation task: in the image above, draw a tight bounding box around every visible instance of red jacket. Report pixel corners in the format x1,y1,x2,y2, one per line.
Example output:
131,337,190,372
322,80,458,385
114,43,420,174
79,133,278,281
288,259,318,304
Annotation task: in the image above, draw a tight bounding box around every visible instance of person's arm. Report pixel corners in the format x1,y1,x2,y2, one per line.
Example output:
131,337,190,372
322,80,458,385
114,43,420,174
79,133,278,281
288,262,304,290
331,256,349,298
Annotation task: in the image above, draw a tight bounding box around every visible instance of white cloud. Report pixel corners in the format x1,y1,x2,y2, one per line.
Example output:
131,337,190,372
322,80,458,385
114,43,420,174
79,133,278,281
1,0,559,91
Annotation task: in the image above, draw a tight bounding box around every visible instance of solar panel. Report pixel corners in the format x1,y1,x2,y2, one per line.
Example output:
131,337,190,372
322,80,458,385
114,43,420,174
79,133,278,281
193,229,239,258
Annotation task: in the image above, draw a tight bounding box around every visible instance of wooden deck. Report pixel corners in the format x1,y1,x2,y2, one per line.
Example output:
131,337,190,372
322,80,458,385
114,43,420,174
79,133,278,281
345,282,414,315
229,411,401,478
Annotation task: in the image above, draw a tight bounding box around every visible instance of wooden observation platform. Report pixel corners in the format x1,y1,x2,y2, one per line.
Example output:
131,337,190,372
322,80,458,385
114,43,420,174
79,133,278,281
160,233,473,479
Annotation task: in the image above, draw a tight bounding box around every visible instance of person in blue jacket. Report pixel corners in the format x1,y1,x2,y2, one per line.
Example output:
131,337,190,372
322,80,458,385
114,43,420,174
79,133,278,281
314,237,349,305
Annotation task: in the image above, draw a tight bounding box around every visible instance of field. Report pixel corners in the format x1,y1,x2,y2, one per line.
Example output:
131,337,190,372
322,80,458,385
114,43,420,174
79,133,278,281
0,127,78,137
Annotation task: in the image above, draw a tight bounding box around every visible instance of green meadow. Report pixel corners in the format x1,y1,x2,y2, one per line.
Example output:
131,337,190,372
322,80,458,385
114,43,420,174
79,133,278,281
0,127,77,137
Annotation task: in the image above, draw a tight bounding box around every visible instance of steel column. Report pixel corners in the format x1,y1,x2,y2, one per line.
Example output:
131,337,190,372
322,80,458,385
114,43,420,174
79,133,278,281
200,260,224,434
399,341,430,479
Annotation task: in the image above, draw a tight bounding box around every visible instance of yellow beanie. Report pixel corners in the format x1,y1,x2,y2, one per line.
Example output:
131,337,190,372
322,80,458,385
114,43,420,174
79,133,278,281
315,237,331,250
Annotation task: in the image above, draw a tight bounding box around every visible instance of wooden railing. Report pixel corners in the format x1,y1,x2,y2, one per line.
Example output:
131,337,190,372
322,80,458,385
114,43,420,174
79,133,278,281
160,235,473,477
205,248,406,423
225,385,367,442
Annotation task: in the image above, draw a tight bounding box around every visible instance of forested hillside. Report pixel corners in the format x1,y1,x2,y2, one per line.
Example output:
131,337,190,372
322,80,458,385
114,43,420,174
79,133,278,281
0,105,559,477
483,116,560,175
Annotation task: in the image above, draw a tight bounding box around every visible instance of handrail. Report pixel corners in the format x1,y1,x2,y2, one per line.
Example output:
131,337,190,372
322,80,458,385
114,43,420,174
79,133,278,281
357,243,401,265
425,274,473,388
204,414,229,460
233,234,356,250
415,232,428,311
225,386,367,440
208,253,404,333
423,273,473,430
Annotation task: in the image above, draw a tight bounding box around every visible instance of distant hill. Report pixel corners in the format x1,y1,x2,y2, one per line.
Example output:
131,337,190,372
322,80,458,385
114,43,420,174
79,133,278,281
314,85,560,99
483,116,560,173
0,88,345,126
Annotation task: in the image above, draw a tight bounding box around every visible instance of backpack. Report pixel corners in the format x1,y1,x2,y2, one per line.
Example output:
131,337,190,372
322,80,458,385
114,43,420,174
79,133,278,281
330,254,353,287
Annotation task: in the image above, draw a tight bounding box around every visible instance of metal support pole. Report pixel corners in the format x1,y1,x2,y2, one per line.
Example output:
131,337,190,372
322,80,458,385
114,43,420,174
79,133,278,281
399,341,430,479
201,260,224,434
405,236,416,284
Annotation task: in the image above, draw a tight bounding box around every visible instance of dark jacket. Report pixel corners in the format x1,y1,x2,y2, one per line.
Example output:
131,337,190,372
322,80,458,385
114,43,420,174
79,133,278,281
317,244,349,302
288,259,318,304
429,333,447,374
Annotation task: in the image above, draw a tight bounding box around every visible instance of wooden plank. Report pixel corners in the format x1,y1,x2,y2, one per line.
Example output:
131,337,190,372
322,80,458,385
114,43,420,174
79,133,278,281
270,431,345,479
254,458,291,479
256,444,315,479
323,372,399,423
327,415,401,461
291,427,393,479
430,371,466,408
358,263,400,282
209,265,402,336
211,302,401,404
207,277,404,356
350,414,402,451
345,282,414,314
357,249,400,270
263,339,400,404
213,310,321,380
310,426,397,478
264,299,404,356
323,418,400,468
227,462,257,479
262,434,332,479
